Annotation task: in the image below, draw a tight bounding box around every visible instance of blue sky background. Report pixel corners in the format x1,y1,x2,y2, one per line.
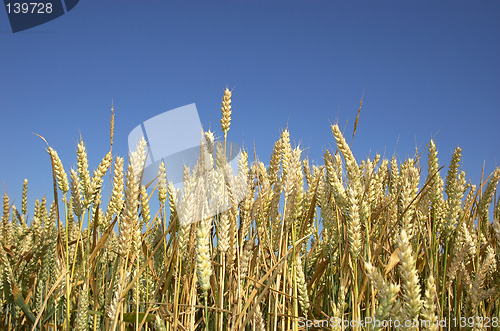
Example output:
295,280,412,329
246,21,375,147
1,1,499,219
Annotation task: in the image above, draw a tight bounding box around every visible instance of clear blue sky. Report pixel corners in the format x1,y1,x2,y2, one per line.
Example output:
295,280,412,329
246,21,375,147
1,1,499,217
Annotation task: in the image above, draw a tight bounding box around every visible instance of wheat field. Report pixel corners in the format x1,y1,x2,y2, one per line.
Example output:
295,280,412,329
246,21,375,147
1,89,499,330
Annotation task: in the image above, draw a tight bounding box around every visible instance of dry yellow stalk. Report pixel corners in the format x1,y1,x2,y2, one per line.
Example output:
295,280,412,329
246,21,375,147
220,88,232,139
